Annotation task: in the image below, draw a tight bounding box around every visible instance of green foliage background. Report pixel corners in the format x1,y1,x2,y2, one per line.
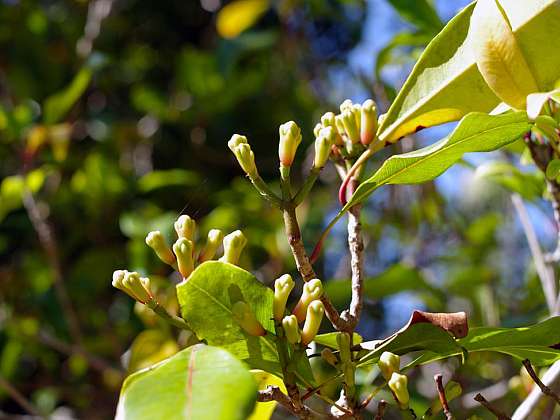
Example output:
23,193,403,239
0,0,556,417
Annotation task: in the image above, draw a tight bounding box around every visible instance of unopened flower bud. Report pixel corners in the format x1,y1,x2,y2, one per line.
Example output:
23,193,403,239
352,103,362,127
321,348,338,367
321,112,336,128
228,134,257,175
219,230,247,265
360,99,378,145
339,99,353,114
293,279,323,322
174,215,196,240
199,229,224,262
278,121,302,167
378,352,401,381
274,274,295,321
341,111,360,144
232,301,266,336
314,127,336,169
313,123,323,139
113,270,153,304
173,238,194,278
388,372,409,408
145,231,176,266
282,314,301,344
301,300,324,345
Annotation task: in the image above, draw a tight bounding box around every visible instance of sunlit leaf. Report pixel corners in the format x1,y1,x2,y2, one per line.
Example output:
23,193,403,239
248,370,285,420
216,0,269,39
335,112,532,226
43,68,92,124
176,261,279,373
386,0,442,33
378,0,560,143
116,344,257,420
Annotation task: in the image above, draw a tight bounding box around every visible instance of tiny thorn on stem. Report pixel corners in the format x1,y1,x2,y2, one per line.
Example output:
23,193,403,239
522,359,560,406
434,374,453,420
374,400,387,420
474,393,511,420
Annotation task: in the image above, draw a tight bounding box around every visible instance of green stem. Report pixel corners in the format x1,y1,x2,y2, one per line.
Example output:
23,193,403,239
247,172,282,207
279,165,292,202
293,167,321,206
146,300,190,330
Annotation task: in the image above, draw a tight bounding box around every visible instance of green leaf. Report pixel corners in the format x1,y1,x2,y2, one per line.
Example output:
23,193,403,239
342,112,531,215
325,264,443,308
375,31,433,82
406,317,560,369
138,169,200,193
357,323,462,367
546,160,560,180
43,68,92,124
458,317,560,366
116,344,257,420
314,332,362,349
248,370,285,420
127,330,179,373
177,261,278,372
476,161,544,201
378,0,560,143
386,0,442,33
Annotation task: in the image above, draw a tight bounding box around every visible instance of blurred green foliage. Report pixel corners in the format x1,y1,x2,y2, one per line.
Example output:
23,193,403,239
0,0,556,418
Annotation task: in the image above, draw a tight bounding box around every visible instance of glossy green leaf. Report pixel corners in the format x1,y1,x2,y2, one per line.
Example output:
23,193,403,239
177,261,278,372
116,344,257,420
458,317,560,366
343,112,531,215
357,323,462,367
386,0,442,33
378,0,560,143
43,68,92,124
406,317,560,369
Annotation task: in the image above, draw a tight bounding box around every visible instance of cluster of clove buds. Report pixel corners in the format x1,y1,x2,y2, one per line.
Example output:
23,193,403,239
227,98,381,208
112,213,249,304
378,351,410,409
215,274,325,346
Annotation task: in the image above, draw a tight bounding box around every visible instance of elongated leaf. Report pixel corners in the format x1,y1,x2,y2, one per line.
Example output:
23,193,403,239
177,261,278,372
344,112,531,213
458,317,560,366
116,344,257,420
386,0,442,33
406,317,560,369
43,68,92,124
378,0,560,142
357,323,462,367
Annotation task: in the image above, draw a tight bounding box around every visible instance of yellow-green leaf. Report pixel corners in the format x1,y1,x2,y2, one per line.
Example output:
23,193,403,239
216,0,269,39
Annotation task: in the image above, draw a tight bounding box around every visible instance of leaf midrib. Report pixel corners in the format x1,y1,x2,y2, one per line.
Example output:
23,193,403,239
361,117,528,196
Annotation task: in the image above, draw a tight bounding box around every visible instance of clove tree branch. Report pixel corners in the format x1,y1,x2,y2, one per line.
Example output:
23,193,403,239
522,359,560,406
434,374,453,420
474,393,511,420
0,375,43,417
